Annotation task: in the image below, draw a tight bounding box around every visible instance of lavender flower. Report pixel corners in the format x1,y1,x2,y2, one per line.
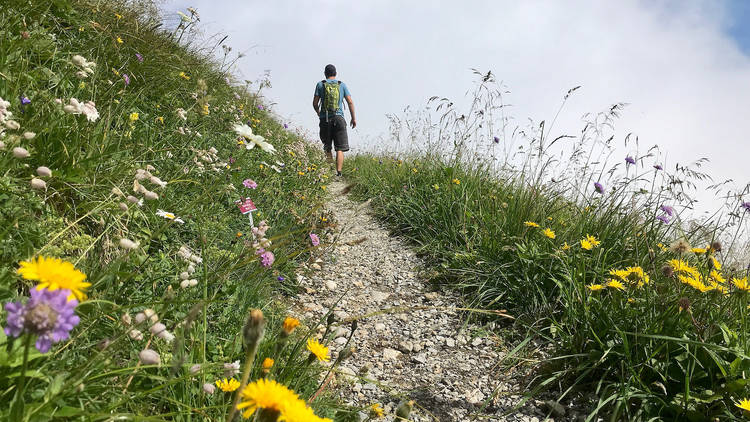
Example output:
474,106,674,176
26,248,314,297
594,182,604,194
4,288,80,353
123,74,130,86
493,136,500,143
660,205,674,216
260,251,274,268
656,215,670,224
625,156,636,165
653,164,663,170
310,233,320,247
135,53,144,62
741,202,750,212
243,179,257,189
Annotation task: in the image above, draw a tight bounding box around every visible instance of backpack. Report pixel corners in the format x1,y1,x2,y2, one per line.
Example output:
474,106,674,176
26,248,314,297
320,80,342,118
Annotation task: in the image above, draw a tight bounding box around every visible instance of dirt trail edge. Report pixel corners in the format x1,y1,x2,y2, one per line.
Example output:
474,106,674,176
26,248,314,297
292,181,560,422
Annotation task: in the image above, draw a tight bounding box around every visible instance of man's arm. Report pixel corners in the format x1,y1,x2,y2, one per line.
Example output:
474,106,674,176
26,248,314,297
312,96,320,115
345,95,356,128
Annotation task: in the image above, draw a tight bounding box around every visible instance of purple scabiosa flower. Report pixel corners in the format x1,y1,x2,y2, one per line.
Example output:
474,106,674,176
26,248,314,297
653,164,663,170
260,251,274,268
257,104,264,110
594,182,604,194
277,275,285,281
656,215,670,224
625,156,636,165
243,179,257,189
135,53,143,62
741,202,750,212
4,288,80,353
309,233,320,247
660,205,674,216
493,136,500,143
123,73,130,86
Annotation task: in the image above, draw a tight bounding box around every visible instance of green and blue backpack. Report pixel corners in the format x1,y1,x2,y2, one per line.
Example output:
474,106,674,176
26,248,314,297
321,80,342,119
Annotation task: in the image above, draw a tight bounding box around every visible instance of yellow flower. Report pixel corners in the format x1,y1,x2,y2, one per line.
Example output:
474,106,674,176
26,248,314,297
200,103,209,115
657,243,668,252
236,232,243,237
179,71,190,80
587,284,604,291
79,81,86,89
215,378,240,392
18,256,90,301
669,259,700,278
542,228,555,239
609,269,629,280
710,256,722,270
298,171,305,176
236,378,303,419
112,68,120,77
156,116,164,125
733,277,750,292
262,357,274,371
129,112,139,122
710,270,726,284
524,221,540,228
561,242,570,251
412,168,418,173
606,280,625,290
115,13,122,20
452,178,460,185
306,338,330,362
370,403,385,418
116,36,123,44
580,234,600,250
282,317,300,335
433,184,439,190
321,185,327,191
691,247,706,254
735,398,750,412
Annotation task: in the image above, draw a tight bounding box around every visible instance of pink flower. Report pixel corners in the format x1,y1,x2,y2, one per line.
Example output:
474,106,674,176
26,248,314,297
309,233,320,247
260,251,274,267
243,179,257,189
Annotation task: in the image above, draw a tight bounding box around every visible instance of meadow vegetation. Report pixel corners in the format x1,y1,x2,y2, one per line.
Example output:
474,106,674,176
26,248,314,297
0,0,361,420
347,72,750,420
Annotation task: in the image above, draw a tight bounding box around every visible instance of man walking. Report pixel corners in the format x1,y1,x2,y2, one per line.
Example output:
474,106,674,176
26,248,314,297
313,64,356,177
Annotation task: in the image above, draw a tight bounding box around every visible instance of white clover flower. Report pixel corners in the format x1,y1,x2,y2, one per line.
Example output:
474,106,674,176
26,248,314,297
156,209,184,223
30,178,46,190
139,349,161,365
12,147,29,158
119,238,139,250
36,166,52,177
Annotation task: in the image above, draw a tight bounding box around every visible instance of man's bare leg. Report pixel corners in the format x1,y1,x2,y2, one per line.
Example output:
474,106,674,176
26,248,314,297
336,151,344,174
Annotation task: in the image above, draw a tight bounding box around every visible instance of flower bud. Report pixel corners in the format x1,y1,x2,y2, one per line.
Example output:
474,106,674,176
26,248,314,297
139,349,161,365
261,357,274,375
36,166,52,177
121,313,132,326
150,323,167,336
119,202,129,211
395,400,414,420
5,120,20,130
144,190,159,200
128,329,143,341
189,364,202,375
12,147,30,158
23,132,35,140
202,383,216,394
281,317,300,337
242,309,266,348
30,178,46,190
119,238,139,250
144,309,159,324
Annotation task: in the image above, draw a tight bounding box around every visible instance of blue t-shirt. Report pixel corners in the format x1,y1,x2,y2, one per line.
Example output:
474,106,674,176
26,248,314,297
315,79,351,119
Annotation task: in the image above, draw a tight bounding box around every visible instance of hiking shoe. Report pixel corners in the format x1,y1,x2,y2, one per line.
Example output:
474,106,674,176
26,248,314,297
336,171,342,177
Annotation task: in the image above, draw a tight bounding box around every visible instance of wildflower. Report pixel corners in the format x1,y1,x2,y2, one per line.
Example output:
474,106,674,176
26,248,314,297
119,238,139,250
224,360,241,377
594,182,604,194
36,166,52,177
178,71,190,80
277,275,285,281
310,233,320,246
494,136,500,143
233,123,277,154
128,329,143,340
580,235,600,250
17,256,89,302
262,357,274,372
691,247,706,254
144,191,159,200
524,221,540,228
260,251,275,267
176,108,187,121
138,349,160,365
452,178,460,185
284,123,289,129
129,112,139,122
23,132,36,140
62,98,99,122
215,378,240,392
656,215,670,224
30,178,46,190
237,378,303,419
156,209,185,224
370,403,385,418
735,398,750,412
741,202,750,212
668,259,700,278
123,73,130,86
243,309,266,348
660,205,675,216
606,280,625,290
733,277,750,292
19,95,31,107
710,270,726,284
433,184,440,190
625,156,636,165
669,239,691,254
306,338,330,362
3,288,80,353
116,36,123,44
709,256,722,271
653,164,663,170
282,317,300,336
135,52,144,62
542,228,556,239
13,147,30,158
561,242,571,251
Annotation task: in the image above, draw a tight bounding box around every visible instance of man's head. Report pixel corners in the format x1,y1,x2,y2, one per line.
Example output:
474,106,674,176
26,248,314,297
324,64,336,78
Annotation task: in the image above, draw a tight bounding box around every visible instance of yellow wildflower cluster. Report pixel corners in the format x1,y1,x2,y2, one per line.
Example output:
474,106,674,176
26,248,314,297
580,234,600,250
609,266,650,287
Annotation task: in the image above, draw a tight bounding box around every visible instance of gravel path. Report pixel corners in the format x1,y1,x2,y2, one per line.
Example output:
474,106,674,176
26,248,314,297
292,181,567,421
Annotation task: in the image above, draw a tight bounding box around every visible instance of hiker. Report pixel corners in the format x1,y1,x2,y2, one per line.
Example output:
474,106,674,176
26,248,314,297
313,64,356,177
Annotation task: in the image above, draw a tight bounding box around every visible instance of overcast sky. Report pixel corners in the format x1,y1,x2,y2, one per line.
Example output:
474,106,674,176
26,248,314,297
162,0,750,206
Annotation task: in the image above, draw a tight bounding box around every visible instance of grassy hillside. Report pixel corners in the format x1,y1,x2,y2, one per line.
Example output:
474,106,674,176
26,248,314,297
346,77,750,420
0,0,353,420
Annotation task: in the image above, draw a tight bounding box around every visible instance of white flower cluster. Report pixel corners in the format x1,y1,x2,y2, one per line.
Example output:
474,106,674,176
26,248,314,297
61,98,100,122
132,165,165,202
233,123,276,154
71,54,96,79
251,220,272,252
177,246,201,289
190,146,227,173
176,126,201,137
0,97,20,136
122,309,174,343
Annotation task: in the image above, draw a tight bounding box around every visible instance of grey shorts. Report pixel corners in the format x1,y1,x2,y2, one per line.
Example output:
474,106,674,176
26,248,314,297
319,115,349,152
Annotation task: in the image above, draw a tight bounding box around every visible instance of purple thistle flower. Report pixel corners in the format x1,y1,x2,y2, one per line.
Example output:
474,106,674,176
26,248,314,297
625,156,636,165
277,275,285,281
594,182,604,194
653,164,663,170
4,288,80,353
741,201,750,212
123,73,130,86
493,136,500,143
243,179,257,189
656,215,670,224
260,251,274,268
660,205,674,216
135,53,144,62
309,233,320,247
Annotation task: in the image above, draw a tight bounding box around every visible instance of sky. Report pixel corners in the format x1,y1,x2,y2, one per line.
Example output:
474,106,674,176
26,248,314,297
162,0,750,209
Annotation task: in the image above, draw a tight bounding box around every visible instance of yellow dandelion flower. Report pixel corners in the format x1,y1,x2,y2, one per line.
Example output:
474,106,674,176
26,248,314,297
215,378,240,392
18,256,90,301
587,284,604,291
709,281,728,295
116,36,123,44
581,239,593,250
735,398,750,412
524,221,540,228
691,247,706,254
669,259,700,278
452,178,460,185
282,317,300,335
733,277,750,292
606,280,625,290
306,338,330,362
624,266,650,286
262,357,274,371
236,378,303,419
370,403,385,418
542,228,556,239
129,112,139,122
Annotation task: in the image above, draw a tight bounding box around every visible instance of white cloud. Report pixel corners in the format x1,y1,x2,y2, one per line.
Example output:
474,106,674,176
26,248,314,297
164,0,750,199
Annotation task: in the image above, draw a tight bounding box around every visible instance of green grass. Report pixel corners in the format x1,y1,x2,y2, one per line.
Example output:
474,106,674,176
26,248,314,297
346,77,750,420
0,0,357,420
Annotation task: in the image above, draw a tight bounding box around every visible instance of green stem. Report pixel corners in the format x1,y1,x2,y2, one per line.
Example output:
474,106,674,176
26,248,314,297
226,342,260,422
17,334,32,396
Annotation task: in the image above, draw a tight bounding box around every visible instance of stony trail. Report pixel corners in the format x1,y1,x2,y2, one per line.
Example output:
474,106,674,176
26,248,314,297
291,181,566,421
